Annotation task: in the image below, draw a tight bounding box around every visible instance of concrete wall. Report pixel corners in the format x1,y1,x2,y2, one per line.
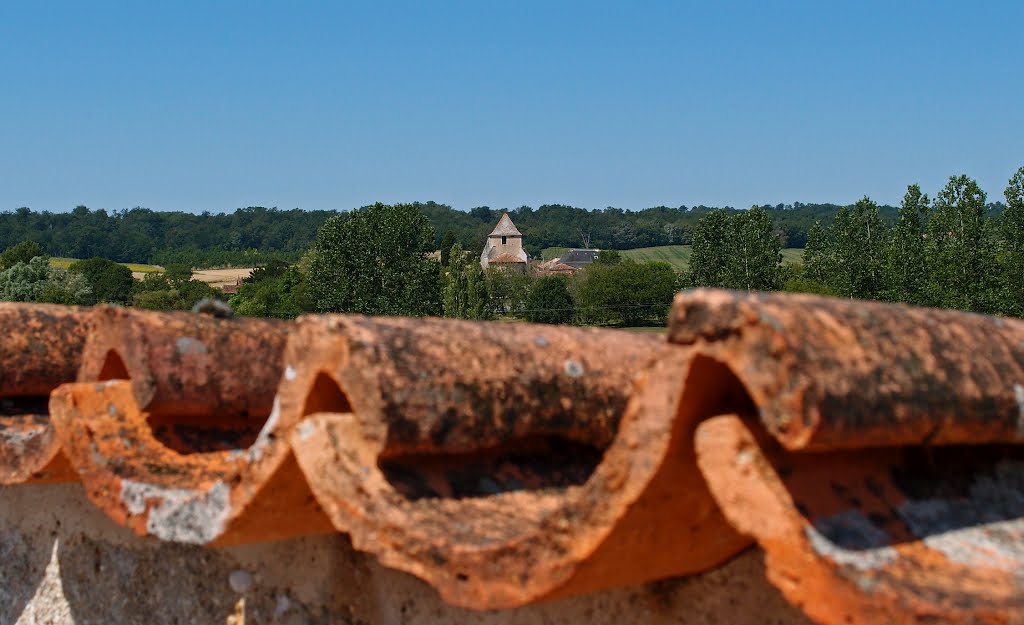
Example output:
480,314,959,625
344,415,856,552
0,483,812,625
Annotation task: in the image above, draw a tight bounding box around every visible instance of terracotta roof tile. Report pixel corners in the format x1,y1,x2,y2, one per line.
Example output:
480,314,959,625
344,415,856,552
49,306,332,545
1,289,1022,622
487,252,526,264
281,315,685,608
0,303,90,484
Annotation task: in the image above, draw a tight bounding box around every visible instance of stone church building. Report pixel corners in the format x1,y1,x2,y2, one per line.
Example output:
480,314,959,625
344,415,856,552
480,212,529,273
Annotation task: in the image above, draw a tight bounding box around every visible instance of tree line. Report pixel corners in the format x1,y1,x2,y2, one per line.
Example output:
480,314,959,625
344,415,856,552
2,167,1021,323
10,198,996,269
225,203,682,326
688,168,1024,318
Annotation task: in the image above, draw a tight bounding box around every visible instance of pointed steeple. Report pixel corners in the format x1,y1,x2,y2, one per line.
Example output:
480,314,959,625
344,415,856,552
488,213,522,237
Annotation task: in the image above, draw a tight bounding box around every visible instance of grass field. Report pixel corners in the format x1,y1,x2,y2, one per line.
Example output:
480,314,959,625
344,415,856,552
541,245,803,272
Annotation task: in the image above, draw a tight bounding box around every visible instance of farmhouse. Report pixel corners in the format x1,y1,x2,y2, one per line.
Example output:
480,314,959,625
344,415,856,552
479,212,529,273
539,248,600,275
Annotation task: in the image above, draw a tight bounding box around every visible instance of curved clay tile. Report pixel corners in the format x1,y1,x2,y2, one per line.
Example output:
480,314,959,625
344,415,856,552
0,303,90,484
696,414,1024,625
282,315,750,609
669,289,1024,450
48,306,333,545
668,290,1024,624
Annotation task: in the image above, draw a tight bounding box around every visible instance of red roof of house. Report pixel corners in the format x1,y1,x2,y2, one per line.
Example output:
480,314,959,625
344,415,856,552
488,252,526,264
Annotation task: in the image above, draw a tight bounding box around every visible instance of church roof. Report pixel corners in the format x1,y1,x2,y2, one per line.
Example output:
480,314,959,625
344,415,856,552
488,213,522,237
488,252,526,264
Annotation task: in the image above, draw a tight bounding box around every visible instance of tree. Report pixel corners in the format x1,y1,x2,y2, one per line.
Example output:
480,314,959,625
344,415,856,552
524,276,575,324
688,210,731,287
307,203,441,316
0,241,46,270
485,268,533,318
884,185,930,305
595,249,622,265
576,260,677,326
723,205,782,291
439,230,456,266
999,167,1024,316
441,243,470,318
925,175,997,312
464,262,490,320
817,198,886,299
441,243,492,320
800,220,833,287
130,267,220,311
230,265,311,318
69,257,134,304
0,257,91,305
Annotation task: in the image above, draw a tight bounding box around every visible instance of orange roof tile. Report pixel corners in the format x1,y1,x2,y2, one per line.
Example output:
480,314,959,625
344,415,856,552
488,252,526,264
1,289,1022,623
0,303,90,484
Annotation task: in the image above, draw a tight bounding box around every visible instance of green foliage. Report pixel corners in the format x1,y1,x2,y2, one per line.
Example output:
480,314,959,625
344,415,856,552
439,230,456,266
0,257,91,305
801,221,830,283
230,265,310,318
800,198,885,299
69,257,134,304
524,276,575,325
595,249,622,265
440,243,490,320
307,203,440,316
484,268,533,318
441,243,470,318
130,267,219,311
884,185,930,305
244,259,290,284
0,241,46,270
163,263,193,282
924,175,998,312
999,167,1024,316
725,206,782,291
688,207,781,291
688,210,731,287
783,277,838,296
575,260,677,326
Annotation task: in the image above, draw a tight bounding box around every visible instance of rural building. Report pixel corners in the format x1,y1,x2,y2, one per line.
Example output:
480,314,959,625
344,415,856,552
480,212,529,273
539,248,601,275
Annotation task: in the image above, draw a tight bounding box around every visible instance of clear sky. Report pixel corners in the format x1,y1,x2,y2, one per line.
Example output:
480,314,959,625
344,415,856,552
2,1,1022,214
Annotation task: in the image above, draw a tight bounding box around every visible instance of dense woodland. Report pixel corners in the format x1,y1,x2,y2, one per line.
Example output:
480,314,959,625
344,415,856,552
3,199,986,268
0,168,1021,326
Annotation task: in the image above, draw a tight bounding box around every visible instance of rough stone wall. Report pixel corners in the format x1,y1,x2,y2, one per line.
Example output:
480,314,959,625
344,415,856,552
0,483,812,625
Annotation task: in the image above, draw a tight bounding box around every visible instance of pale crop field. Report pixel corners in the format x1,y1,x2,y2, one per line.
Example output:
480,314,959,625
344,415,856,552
49,258,253,287
191,267,254,288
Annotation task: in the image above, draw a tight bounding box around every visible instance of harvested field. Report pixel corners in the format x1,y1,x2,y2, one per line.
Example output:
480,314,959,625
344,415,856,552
191,267,254,288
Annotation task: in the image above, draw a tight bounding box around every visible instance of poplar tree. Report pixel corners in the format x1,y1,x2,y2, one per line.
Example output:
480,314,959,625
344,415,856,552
441,242,470,318
925,175,995,312
688,210,731,287
999,167,1024,315
801,220,831,284
884,185,930,305
724,205,782,291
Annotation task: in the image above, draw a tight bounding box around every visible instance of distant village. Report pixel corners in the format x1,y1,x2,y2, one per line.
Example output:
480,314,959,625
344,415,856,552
480,212,599,276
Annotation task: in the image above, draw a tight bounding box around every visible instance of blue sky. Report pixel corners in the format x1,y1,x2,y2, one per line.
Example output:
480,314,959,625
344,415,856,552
1,1,1021,213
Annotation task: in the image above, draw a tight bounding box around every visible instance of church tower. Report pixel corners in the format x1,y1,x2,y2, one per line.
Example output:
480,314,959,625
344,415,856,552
480,213,528,273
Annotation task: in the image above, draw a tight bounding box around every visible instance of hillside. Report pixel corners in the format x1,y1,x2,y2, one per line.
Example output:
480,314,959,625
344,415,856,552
542,245,803,271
